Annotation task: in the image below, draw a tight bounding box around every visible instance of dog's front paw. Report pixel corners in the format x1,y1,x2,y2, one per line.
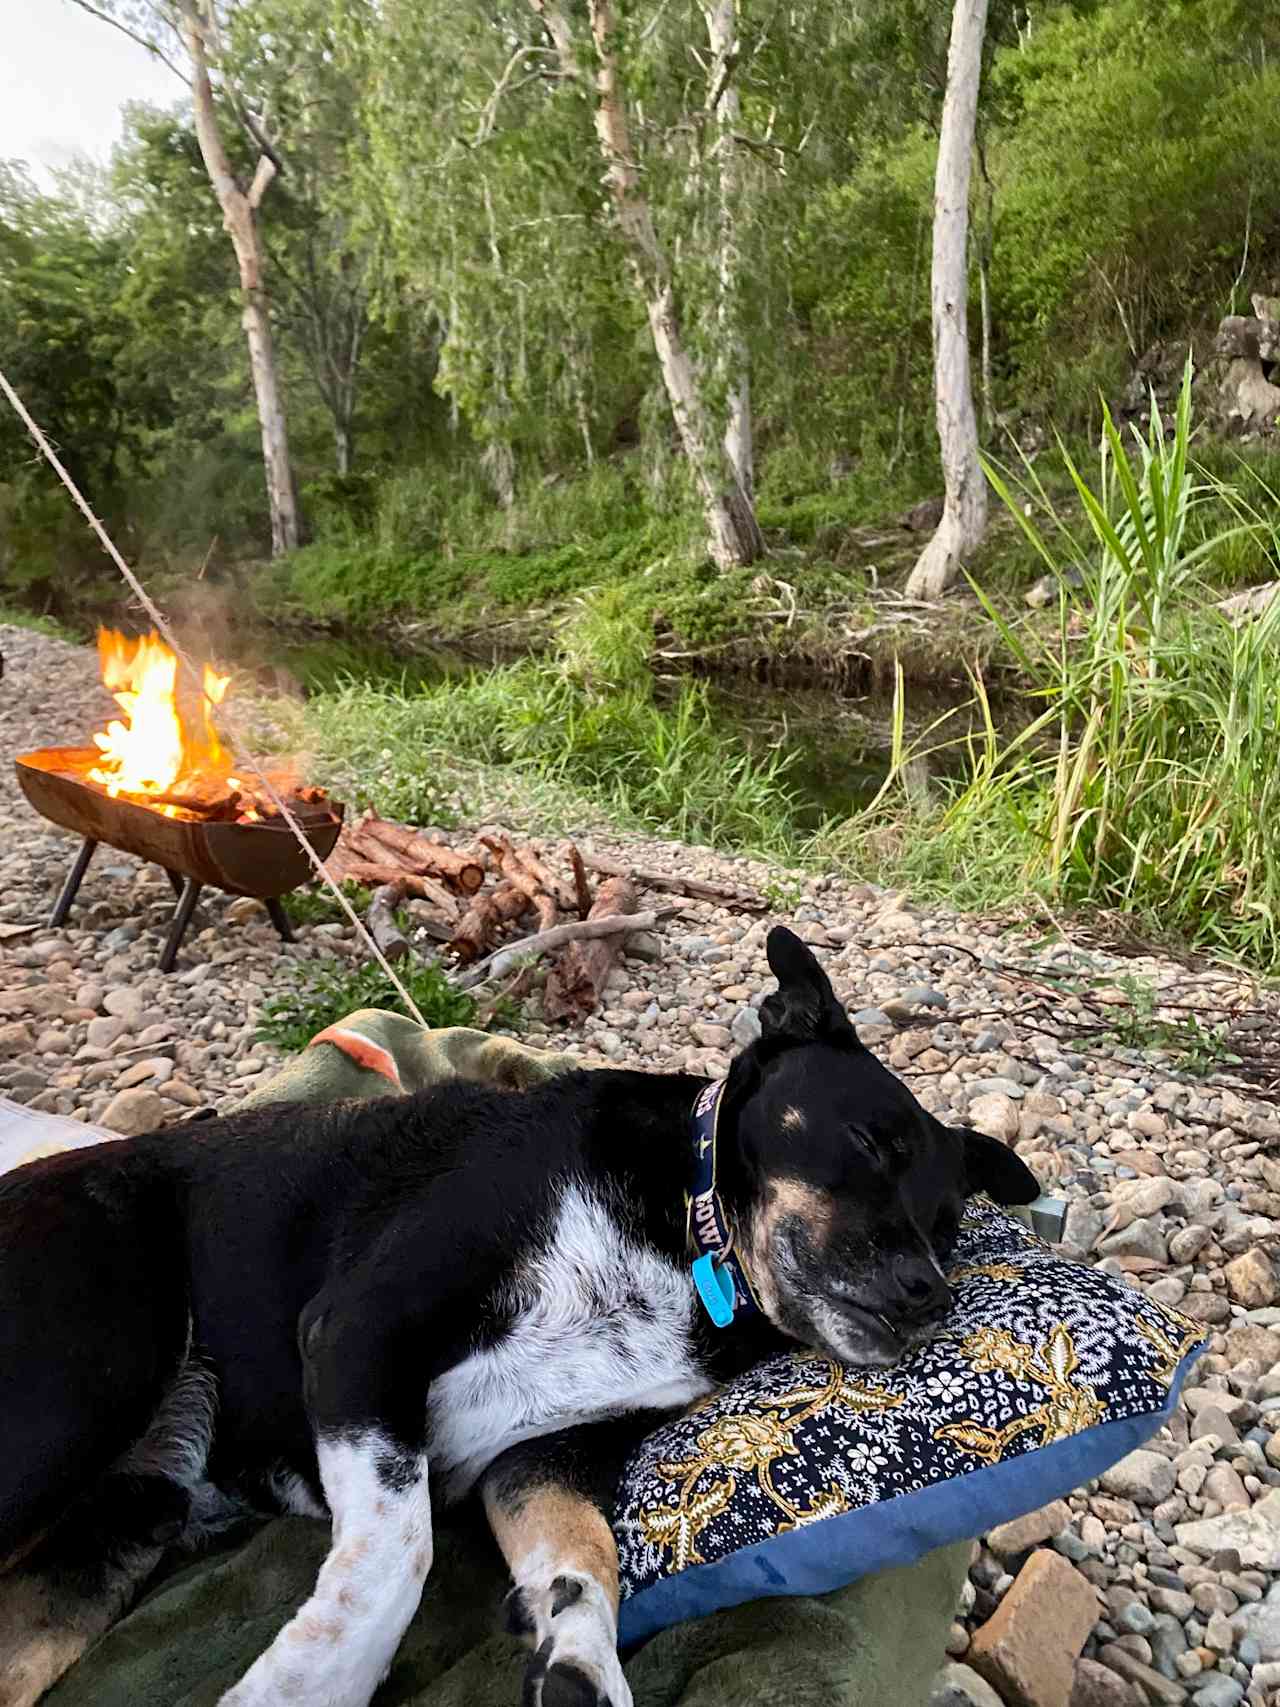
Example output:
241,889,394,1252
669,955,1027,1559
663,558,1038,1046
505,1575,631,1707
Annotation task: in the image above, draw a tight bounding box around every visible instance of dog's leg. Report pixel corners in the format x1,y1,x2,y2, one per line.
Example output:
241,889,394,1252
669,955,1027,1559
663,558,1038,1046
219,1290,435,1707
0,1473,191,1707
483,1422,656,1707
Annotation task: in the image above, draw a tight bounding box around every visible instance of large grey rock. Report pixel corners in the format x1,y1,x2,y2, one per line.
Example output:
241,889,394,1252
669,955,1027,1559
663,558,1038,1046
1100,1449,1176,1506
1098,1215,1168,1263
1175,1487,1280,1570
1233,1579,1280,1661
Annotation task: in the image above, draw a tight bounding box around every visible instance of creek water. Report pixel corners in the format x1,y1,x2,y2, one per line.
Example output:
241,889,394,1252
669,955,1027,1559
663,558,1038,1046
215,627,979,831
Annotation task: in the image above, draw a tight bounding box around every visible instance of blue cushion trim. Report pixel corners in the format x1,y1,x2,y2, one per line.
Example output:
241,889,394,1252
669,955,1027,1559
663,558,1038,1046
618,1343,1201,1647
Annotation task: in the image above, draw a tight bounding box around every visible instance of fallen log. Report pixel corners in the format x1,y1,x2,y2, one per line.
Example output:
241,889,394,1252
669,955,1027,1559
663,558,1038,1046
450,879,532,964
481,834,560,932
357,813,486,893
367,881,410,964
455,907,668,990
581,851,766,912
543,875,639,1020
337,860,462,922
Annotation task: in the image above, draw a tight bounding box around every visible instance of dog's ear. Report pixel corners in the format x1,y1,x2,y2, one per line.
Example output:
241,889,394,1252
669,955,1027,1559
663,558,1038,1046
958,1126,1039,1206
760,926,858,1045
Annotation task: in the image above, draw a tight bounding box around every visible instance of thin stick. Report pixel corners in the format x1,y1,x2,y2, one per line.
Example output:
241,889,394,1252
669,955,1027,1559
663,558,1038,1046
0,365,429,1026
455,908,668,990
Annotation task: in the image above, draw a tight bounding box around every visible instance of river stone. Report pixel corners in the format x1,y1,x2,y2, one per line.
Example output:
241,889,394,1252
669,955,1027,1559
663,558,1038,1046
730,1005,761,1047
968,1550,1100,1707
1069,1657,1141,1706
100,1085,169,1137
1112,1176,1178,1218
1223,1248,1279,1307
102,987,146,1027
1100,1450,1177,1506
1175,1487,1280,1569
86,1014,130,1049
928,1662,1006,1707
1098,1216,1168,1264
1233,1579,1280,1661
968,1092,1020,1142
987,1500,1071,1559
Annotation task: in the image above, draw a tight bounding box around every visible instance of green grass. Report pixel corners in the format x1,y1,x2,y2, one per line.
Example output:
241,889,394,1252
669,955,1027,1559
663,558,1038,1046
300,656,803,856
257,954,480,1053
824,367,1280,970
0,604,79,641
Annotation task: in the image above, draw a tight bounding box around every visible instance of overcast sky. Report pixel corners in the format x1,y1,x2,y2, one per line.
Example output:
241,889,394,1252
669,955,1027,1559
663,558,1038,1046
2,0,180,187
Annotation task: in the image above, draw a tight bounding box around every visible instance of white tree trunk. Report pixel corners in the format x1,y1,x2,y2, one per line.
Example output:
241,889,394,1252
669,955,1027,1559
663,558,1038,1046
704,0,755,510
182,3,300,557
530,0,759,568
906,0,990,600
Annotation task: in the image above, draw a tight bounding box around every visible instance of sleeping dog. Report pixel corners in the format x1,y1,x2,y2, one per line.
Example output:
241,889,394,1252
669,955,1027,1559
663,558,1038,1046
0,928,1036,1707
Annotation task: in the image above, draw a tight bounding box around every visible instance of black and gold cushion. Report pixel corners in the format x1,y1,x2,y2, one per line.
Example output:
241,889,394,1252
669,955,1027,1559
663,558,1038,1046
614,1197,1205,1644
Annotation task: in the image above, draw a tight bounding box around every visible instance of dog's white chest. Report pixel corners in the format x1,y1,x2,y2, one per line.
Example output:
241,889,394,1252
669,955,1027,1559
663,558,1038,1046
428,1182,711,1500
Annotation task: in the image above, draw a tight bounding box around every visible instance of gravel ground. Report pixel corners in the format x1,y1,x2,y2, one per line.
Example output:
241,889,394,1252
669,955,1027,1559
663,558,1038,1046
4,621,1280,1707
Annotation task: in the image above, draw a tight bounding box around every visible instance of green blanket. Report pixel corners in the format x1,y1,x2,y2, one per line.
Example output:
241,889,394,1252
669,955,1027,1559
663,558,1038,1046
41,1012,968,1707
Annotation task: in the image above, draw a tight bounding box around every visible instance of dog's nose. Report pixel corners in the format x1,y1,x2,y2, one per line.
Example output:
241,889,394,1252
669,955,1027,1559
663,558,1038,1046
888,1253,950,1322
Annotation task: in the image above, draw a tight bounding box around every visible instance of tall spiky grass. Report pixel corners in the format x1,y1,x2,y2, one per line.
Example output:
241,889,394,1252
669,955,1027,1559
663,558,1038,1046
906,365,1280,964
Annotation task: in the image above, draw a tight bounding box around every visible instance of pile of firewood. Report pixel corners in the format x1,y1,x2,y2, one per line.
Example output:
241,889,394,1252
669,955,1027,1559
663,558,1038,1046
321,810,765,1020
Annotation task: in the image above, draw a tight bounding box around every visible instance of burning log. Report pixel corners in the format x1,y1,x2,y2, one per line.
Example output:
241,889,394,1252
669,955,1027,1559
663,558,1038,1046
543,875,639,1020
355,813,485,894
450,879,533,964
121,779,243,820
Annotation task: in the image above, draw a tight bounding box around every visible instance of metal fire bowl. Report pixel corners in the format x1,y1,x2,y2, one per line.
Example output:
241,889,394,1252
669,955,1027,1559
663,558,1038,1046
15,748,343,899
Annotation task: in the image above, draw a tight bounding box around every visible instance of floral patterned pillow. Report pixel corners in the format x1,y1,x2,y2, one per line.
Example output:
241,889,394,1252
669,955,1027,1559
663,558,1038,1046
614,1198,1206,1645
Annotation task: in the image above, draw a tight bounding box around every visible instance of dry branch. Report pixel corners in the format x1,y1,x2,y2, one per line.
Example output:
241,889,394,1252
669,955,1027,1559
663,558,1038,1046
450,879,533,964
367,881,410,963
568,843,593,920
338,860,461,921
456,907,667,990
356,812,486,893
581,851,765,911
543,875,640,1019
480,833,560,930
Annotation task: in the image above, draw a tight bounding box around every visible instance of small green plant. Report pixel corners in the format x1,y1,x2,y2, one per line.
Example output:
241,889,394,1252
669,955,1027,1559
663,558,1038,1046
1085,974,1232,1076
257,955,480,1053
763,874,806,911
282,881,373,926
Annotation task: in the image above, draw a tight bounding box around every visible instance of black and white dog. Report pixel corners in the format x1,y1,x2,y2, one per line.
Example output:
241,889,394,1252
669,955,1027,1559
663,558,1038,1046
0,928,1036,1707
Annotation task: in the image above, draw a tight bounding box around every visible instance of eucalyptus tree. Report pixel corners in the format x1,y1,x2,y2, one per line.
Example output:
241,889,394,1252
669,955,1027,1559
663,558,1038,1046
907,0,991,598
72,0,301,553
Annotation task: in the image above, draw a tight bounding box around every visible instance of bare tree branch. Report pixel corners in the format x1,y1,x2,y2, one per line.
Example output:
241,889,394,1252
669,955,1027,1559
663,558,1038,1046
65,0,192,86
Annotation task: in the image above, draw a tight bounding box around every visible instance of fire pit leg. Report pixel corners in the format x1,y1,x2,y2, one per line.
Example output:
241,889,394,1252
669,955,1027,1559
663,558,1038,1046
264,897,296,944
159,877,202,974
162,867,185,900
49,837,98,927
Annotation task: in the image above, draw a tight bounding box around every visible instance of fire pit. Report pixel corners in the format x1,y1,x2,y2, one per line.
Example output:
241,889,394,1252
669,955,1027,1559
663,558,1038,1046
15,629,344,971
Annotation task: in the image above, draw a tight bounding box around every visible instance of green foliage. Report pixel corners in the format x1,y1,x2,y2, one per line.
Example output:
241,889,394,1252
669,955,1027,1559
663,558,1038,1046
257,952,479,1052
850,373,1280,967
303,655,802,856
281,880,373,925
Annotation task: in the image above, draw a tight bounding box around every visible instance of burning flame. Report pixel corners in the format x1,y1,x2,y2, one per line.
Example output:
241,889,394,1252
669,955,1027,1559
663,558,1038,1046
89,629,233,804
